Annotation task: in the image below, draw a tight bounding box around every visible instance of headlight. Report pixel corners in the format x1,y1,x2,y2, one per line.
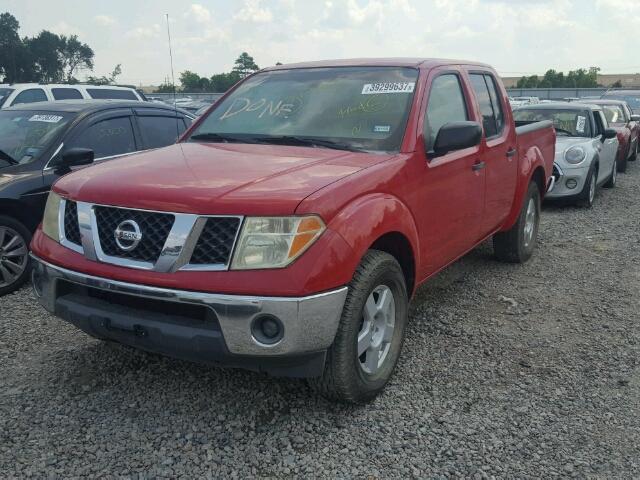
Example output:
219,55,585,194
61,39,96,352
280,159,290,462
564,146,586,165
231,215,325,270
42,192,62,242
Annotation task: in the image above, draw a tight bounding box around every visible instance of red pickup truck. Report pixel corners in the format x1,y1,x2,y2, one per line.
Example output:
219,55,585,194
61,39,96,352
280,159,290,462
31,59,555,403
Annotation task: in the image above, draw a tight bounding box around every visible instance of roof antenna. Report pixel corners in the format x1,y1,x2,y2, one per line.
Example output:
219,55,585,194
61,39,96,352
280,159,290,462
165,13,180,139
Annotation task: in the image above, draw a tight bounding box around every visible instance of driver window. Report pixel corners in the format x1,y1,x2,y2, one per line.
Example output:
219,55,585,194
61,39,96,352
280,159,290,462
424,74,468,152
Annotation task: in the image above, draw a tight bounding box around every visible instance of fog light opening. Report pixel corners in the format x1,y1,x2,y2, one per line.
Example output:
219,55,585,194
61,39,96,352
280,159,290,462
251,315,284,346
566,178,578,189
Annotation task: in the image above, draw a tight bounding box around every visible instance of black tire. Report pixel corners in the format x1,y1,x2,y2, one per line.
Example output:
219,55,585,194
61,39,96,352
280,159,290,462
0,215,32,296
493,181,540,264
630,142,638,162
617,149,628,173
604,158,617,188
308,250,408,403
578,164,597,208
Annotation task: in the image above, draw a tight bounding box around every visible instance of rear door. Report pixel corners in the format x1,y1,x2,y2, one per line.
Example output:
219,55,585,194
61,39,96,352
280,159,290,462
417,68,485,274
133,108,188,149
466,71,517,235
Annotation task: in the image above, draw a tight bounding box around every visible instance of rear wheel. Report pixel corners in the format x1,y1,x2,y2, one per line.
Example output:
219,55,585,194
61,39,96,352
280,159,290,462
309,250,408,403
493,181,540,264
0,215,31,296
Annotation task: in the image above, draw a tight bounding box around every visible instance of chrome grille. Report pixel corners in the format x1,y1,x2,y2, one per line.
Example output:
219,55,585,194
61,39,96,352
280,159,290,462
94,206,174,262
190,217,241,265
63,201,82,246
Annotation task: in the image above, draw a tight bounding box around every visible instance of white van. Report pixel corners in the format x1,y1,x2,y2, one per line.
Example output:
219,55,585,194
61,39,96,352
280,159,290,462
0,84,146,108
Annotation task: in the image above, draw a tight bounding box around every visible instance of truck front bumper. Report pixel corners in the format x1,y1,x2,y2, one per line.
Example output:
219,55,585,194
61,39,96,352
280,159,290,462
31,255,348,377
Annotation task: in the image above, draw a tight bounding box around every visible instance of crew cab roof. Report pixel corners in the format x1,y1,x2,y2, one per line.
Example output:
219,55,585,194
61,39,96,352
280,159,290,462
263,57,493,71
2,99,191,116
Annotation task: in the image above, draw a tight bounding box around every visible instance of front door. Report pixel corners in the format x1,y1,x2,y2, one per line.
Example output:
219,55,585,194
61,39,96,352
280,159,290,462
417,70,485,276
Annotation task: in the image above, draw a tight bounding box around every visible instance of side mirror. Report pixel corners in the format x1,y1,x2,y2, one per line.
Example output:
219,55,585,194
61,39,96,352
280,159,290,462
603,128,617,140
431,121,482,157
56,148,94,173
630,115,640,122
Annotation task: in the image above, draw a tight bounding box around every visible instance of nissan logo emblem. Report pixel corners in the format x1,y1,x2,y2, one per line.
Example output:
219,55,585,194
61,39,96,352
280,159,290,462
114,220,143,251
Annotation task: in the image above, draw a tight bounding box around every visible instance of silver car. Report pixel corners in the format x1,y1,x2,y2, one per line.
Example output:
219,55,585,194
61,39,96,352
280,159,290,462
513,102,619,207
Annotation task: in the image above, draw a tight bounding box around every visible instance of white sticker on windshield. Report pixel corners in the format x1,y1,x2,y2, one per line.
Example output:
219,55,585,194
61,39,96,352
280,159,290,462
373,125,391,133
576,116,586,133
362,82,415,95
28,114,63,123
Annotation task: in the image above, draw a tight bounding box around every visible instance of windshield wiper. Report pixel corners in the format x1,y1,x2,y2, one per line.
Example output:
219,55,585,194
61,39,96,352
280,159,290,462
0,149,18,165
190,132,261,144
252,135,365,152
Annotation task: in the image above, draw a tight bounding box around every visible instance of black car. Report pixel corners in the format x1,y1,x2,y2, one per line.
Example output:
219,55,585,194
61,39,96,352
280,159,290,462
0,100,193,294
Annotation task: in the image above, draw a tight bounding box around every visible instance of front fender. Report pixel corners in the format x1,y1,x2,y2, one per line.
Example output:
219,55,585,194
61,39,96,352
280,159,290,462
328,193,420,282
501,144,547,231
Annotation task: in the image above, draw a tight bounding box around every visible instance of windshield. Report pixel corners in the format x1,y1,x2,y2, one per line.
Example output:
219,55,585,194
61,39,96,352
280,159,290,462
514,108,592,137
0,110,74,166
604,94,640,109
601,105,627,124
0,88,14,108
189,66,419,152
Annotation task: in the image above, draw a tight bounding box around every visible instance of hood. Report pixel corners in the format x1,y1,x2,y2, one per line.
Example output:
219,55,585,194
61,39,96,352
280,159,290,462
53,142,392,215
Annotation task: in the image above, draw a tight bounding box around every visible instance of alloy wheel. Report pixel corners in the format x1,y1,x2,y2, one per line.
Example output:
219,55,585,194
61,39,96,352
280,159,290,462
589,174,596,205
523,197,537,249
0,227,29,289
357,285,396,375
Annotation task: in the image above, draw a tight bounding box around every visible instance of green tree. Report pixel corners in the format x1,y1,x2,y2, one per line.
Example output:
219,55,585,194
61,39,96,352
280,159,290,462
0,12,32,82
209,71,240,92
154,81,175,93
232,52,259,78
25,30,63,82
59,34,94,81
87,64,122,85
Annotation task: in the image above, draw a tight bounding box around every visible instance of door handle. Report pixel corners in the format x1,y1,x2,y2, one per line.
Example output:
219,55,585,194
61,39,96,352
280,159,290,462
506,147,517,158
472,161,486,171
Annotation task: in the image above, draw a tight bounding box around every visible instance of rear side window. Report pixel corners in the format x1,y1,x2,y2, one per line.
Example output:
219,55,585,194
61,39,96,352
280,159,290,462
12,88,47,105
138,116,186,149
469,74,504,138
52,88,83,100
424,74,468,151
87,89,138,100
69,116,136,158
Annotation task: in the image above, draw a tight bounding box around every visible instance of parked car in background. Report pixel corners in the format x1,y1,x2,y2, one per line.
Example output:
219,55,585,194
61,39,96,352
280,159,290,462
0,84,147,109
514,102,618,208
601,89,640,115
580,99,640,172
30,58,555,403
0,100,193,295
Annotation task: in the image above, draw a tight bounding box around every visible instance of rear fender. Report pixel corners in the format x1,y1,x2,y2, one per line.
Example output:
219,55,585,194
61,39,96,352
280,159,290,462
500,145,547,231
329,194,420,292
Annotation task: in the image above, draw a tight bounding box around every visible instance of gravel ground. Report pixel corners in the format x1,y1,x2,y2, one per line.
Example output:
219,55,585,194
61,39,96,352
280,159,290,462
1,162,640,479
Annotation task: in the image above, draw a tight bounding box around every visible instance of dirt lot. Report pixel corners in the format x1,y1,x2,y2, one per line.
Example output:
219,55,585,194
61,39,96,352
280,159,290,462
1,162,639,478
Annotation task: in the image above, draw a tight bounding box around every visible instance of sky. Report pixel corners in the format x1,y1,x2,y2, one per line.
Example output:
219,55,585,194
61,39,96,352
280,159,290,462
5,0,640,85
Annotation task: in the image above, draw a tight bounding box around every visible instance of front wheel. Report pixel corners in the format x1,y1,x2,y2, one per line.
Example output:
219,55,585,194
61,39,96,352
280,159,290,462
578,165,597,208
493,181,540,264
0,215,32,296
308,250,408,403
618,149,628,173
604,158,617,188
630,142,638,162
